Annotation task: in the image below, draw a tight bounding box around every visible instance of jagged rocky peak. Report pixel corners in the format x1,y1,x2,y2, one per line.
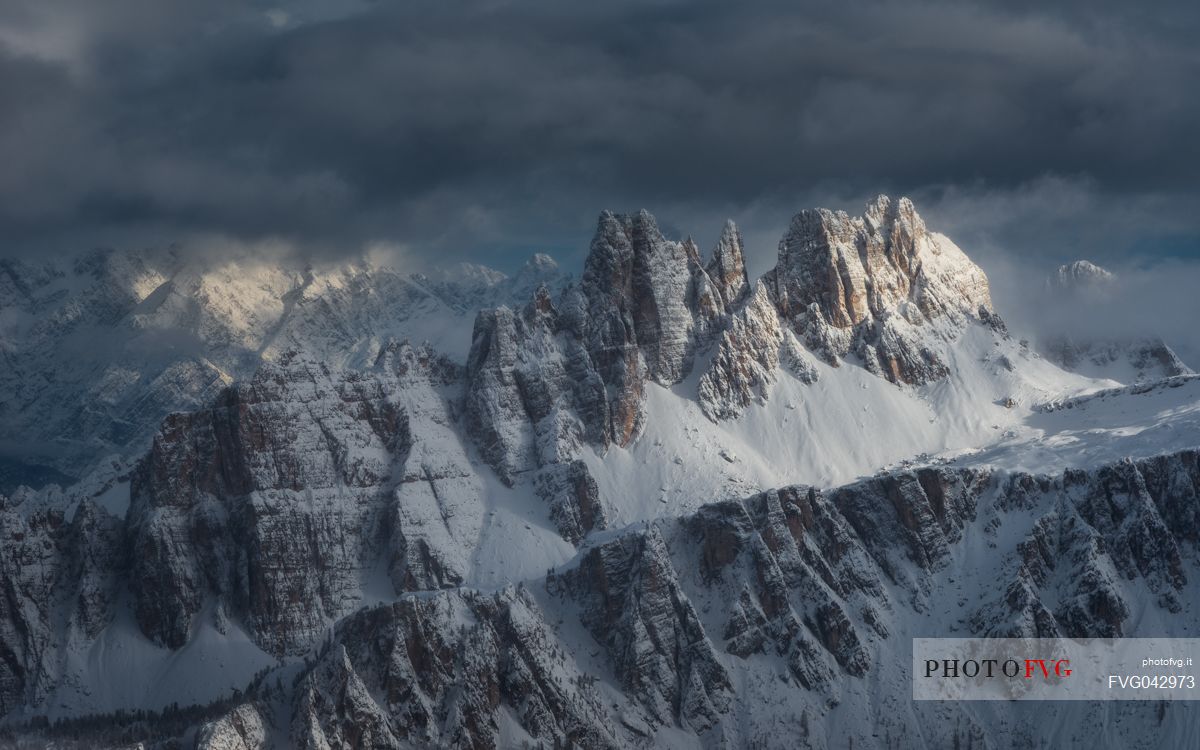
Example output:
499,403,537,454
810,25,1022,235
466,197,1012,465
772,195,992,328
466,208,746,469
576,208,753,388
462,208,758,538
1051,259,1116,291
706,219,750,306
582,208,720,386
766,195,999,383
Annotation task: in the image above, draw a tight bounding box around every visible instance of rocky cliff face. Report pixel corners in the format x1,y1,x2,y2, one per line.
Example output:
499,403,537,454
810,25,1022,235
125,342,483,657
576,209,732,438
465,196,1000,459
463,295,609,543
765,196,997,384
0,490,125,715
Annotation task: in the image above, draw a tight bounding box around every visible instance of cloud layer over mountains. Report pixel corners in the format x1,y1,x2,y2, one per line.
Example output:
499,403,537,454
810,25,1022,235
0,0,1197,275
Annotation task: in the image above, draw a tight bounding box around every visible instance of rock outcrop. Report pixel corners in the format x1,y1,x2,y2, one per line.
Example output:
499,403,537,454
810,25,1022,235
765,196,997,384
128,343,480,656
465,196,1004,467
290,587,617,750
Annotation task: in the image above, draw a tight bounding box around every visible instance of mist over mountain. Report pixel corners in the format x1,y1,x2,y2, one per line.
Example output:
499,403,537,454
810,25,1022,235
980,253,1200,374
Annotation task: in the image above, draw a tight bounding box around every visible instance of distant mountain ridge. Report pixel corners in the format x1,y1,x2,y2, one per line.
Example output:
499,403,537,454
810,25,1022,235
0,249,569,492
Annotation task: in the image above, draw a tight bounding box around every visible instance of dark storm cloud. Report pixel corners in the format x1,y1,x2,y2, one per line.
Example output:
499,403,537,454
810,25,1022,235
0,0,1198,273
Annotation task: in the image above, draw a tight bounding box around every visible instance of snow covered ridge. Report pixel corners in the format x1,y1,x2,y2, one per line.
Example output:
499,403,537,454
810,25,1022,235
1035,374,1200,413
282,448,1200,748
7,448,1200,747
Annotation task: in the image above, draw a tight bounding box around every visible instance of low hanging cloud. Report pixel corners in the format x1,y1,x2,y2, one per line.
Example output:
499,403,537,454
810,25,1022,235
985,255,1200,371
889,176,1200,365
0,0,1196,282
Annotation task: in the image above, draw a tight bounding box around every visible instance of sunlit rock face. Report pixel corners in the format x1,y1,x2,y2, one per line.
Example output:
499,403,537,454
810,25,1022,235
467,196,1003,466
766,196,998,384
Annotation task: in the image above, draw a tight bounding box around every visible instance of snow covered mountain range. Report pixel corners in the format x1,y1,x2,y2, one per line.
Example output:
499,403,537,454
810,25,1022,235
0,249,569,492
1,196,1199,748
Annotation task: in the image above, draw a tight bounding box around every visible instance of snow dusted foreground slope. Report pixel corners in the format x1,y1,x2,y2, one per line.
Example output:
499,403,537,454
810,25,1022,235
2,197,1199,748
208,447,1200,749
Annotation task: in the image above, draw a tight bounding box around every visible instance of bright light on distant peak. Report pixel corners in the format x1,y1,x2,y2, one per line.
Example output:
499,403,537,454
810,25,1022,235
364,239,418,272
